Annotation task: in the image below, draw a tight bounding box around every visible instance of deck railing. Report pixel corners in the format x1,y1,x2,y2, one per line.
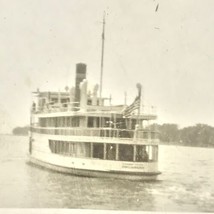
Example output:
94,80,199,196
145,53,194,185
32,103,157,116
30,126,159,140
32,103,80,114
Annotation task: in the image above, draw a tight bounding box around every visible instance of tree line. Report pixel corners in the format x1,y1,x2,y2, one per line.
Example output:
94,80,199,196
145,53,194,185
12,123,214,148
156,123,214,148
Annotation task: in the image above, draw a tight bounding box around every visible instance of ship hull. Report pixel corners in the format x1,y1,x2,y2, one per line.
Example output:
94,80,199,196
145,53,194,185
28,156,161,181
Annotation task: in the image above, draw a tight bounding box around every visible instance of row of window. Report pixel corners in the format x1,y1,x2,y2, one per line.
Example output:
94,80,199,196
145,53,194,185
39,117,79,127
87,117,137,130
39,116,138,130
48,140,158,162
33,127,159,139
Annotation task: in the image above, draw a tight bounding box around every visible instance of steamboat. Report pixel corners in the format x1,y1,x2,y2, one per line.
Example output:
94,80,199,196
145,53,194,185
28,16,161,181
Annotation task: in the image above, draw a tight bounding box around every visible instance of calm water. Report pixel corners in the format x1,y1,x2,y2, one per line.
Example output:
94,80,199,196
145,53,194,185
0,135,213,212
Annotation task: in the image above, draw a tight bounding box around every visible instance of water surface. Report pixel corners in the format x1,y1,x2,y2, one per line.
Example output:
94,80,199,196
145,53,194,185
0,135,213,211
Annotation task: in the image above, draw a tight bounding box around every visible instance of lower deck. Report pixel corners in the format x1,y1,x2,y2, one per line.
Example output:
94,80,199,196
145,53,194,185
29,132,161,180
30,132,159,163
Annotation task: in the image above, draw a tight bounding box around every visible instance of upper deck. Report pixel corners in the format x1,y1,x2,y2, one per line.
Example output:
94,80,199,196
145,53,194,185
31,63,157,120
31,84,157,120
30,63,158,144
32,100,157,120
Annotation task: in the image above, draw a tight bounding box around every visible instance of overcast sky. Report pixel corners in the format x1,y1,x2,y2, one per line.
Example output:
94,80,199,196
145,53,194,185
0,0,214,133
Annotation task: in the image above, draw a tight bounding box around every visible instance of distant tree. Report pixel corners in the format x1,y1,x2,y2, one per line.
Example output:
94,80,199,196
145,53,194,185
179,124,214,147
154,123,214,147
158,123,179,143
12,126,29,136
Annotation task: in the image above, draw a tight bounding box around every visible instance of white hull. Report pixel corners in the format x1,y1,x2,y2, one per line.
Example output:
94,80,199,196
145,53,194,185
28,156,160,181
29,133,161,181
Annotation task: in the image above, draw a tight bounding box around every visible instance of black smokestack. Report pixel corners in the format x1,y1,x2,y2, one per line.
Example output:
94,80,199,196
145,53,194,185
75,63,87,102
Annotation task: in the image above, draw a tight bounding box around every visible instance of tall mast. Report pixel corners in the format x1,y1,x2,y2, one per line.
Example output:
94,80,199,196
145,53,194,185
99,12,106,105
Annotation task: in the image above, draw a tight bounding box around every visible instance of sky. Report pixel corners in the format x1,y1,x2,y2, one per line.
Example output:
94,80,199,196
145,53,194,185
0,0,214,133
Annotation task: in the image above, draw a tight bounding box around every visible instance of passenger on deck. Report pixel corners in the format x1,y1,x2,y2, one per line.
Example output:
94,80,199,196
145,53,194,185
136,147,149,162
32,102,36,112
141,148,149,162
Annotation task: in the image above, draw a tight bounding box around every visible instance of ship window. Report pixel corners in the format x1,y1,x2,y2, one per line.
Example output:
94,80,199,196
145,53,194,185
51,98,57,103
131,119,137,130
61,98,68,103
67,117,71,127
48,118,52,127
52,118,55,127
100,129,115,138
71,117,79,127
58,118,62,127
87,117,99,128
61,118,64,127
106,144,116,160
84,142,91,157
64,117,67,127
103,118,110,127
56,141,60,153
49,140,76,156
68,143,75,155
96,117,100,128
135,145,158,162
93,143,104,159
87,117,94,127
67,117,69,127
61,141,70,155
62,117,65,127
49,140,94,158
116,118,126,129
87,99,92,105
46,118,50,126
97,117,109,128
39,118,46,127
118,144,133,162
76,142,91,157
55,118,59,127
49,140,56,153
119,130,132,138
150,145,158,161
52,118,56,127
135,145,149,162
61,118,65,127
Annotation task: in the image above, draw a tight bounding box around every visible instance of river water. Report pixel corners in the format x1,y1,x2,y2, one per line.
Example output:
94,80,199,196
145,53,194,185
0,135,213,212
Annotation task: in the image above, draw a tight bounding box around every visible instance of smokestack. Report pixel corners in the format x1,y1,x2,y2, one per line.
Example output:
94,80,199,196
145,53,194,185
75,63,87,102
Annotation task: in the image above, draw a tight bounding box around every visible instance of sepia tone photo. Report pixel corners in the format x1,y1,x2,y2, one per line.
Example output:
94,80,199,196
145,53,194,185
0,0,213,213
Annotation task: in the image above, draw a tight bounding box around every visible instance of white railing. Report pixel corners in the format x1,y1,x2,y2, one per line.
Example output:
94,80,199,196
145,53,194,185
30,126,159,140
32,102,80,114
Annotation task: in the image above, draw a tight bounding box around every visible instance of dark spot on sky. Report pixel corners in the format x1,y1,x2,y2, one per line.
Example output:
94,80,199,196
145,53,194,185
155,4,159,12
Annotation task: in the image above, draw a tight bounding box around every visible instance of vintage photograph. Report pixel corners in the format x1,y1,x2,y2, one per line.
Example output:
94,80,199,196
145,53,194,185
0,0,213,212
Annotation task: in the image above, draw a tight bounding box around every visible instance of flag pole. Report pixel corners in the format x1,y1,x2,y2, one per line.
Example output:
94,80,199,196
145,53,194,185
136,83,142,126
99,12,106,129
99,11,106,105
